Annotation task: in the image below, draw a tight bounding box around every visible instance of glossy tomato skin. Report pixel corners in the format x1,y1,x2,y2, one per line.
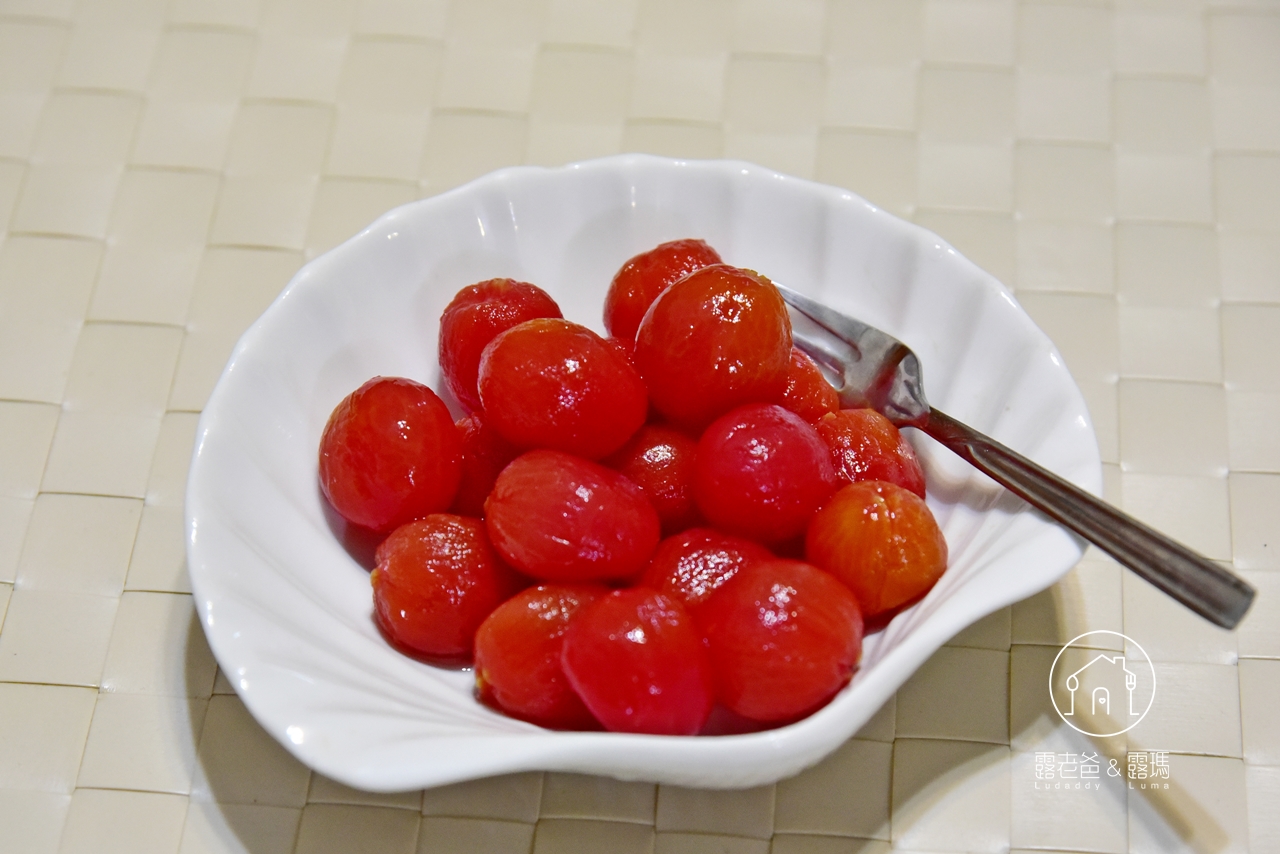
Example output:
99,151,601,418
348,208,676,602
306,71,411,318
693,403,837,545
638,527,773,612
781,347,839,423
371,514,523,662
603,423,700,534
485,449,661,582
816,408,927,498
478,318,648,460
696,559,863,723
805,481,948,618
603,239,723,342
474,583,607,729
560,588,715,735
634,264,792,430
439,278,562,412
450,412,520,518
319,377,462,533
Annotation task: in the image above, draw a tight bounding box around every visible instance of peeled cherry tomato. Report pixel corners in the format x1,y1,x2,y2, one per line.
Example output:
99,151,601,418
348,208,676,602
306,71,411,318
485,449,661,582
439,278,562,412
604,238,723,342
604,423,700,534
450,412,520,518
781,347,839,423
561,588,714,735
634,264,792,430
478,318,648,460
697,559,863,723
319,377,462,533
816,409,927,498
805,481,948,618
606,335,635,362
371,514,522,662
474,583,607,729
693,403,837,545
638,527,773,612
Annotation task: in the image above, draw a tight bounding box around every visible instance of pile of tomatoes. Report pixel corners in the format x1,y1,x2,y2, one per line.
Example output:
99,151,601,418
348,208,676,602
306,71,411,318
318,240,948,736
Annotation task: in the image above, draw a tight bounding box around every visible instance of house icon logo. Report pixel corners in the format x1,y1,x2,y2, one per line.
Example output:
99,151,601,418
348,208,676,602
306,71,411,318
1049,631,1156,738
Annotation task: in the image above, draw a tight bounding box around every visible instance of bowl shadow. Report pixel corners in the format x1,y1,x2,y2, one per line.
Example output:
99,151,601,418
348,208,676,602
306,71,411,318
319,483,384,571
185,612,308,852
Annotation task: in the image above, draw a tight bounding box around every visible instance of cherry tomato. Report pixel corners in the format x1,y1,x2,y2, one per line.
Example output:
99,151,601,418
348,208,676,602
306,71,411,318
603,423,700,534
561,588,715,735
478,318,648,460
450,412,520,518
332,248,958,736
638,527,773,611
474,583,607,729
604,238,723,342
693,403,837,544
319,377,462,533
634,264,792,430
371,514,522,662
816,409,926,498
805,481,948,618
697,559,863,723
439,278,561,412
606,335,635,362
781,347,839,423
485,449,661,582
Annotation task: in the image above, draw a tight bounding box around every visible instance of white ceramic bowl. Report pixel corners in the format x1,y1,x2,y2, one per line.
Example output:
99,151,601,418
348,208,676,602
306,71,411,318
186,154,1100,792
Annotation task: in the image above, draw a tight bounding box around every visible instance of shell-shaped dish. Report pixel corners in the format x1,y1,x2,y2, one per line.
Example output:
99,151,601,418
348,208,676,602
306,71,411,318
186,155,1099,792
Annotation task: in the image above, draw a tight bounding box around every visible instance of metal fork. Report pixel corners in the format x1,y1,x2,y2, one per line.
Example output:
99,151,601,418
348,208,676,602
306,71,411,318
777,284,1256,630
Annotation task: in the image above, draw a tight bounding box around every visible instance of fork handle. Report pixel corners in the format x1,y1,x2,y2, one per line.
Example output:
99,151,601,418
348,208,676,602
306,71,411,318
921,408,1255,629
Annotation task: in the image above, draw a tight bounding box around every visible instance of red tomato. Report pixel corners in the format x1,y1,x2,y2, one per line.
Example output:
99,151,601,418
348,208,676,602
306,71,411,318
781,347,839,423
371,514,522,662
697,559,863,723
638,527,773,612
439,278,561,412
485,449,661,582
805,481,948,618
450,412,520,518
606,335,635,362
816,409,927,498
319,377,462,533
474,584,607,729
478,318,648,460
561,588,715,735
634,264,792,430
603,423,701,534
604,238,723,342
331,250,958,736
692,403,837,544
